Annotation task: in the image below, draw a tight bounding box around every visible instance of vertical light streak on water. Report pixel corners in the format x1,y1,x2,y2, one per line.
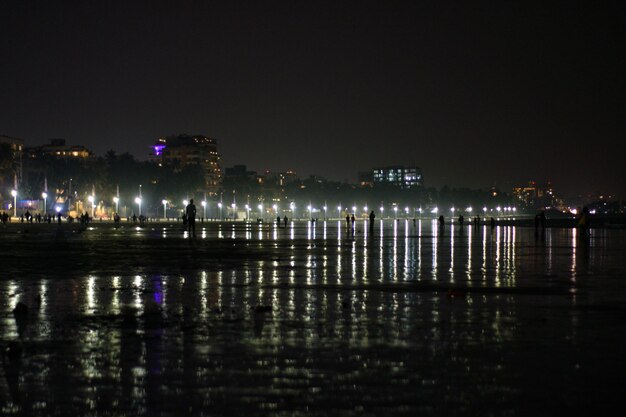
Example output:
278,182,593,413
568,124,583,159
217,223,223,239
364,220,368,239
322,253,328,284
495,226,501,287
432,220,438,280
379,222,384,282
417,220,422,280
337,220,342,241
449,224,455,283
201,227,207,239
313,220,316,240
511,226,517,282
257,223,262,241
200,271,207,316
363,236,369,282
217,270,224,310
111,276,120,313
323,221,327,240
290,222,294,240
272,226,277,240
351,240,357,283
571,228,577,283
133,275,143,309
38,279,48,320
467,225,472,284
392,222,398,280
306,253,313,285
307,221,312,240
87,275,96,312
404,223,409,282
482,225,487,283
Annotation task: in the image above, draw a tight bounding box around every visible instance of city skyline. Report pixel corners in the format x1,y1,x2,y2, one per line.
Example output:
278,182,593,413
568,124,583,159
1,2,625,198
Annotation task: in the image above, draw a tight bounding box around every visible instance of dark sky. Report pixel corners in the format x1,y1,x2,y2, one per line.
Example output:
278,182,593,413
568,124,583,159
2,1,625,197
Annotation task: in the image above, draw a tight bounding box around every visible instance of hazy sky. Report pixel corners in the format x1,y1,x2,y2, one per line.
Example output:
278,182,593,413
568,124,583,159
2,1,625,197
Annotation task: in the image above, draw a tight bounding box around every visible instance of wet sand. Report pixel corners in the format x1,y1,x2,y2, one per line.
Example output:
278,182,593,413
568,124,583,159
1,220,626,416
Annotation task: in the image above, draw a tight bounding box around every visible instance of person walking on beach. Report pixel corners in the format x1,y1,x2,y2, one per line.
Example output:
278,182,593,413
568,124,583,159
186,199,197,237
284,215,288,227
346,214,350,229
369,210,375,231
351,214,356,230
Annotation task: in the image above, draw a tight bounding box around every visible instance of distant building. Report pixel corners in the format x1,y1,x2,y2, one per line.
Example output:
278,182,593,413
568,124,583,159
371,166,422,189
26,139,92,159
358,171,374,188
512,181,557,208
0,134,24,186
150,134,222,195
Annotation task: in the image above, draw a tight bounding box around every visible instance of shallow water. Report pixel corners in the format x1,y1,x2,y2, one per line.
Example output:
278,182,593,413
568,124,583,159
1,220,626,416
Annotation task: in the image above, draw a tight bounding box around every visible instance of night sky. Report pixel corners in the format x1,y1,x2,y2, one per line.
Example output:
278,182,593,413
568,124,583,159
2,1,625,197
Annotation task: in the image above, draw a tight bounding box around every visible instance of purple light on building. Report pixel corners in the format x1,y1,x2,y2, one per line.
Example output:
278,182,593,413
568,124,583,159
153,145,166,156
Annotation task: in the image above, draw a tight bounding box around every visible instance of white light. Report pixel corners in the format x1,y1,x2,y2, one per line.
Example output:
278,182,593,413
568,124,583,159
364,206,368,212
467,207,472,212
217,202,222,208
11,189,17,197
42,192,48,199
323,206,327,211
483,207,487,212
393,207,398,212
134,197,141,204
231,203,236,208
337,206,341,211
352,206,356,212
258,204,263,210
512,207,517,212
201,201,206,207
272,204,277,210
307,205,312,211
161,199,167,205
88,195,95,203
290,202,295,210
418,207,423,213
245,204,249,209
55,206,61,213
404,207,409,213
450,207,455,212
114,197,120,203
183,200,188,206
380,206,384,212
431,207,438,213
497,206,502,211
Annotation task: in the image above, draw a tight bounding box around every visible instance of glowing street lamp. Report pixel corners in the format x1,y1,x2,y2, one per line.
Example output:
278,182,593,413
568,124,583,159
380,206,384,218
483,207,488,213
245,204,250,221
201,200,207,219
217,202,223,220
258,203,263,221
11,189,17,217
393,206,398,219
134,196,142,216
466,207,473,213
351,205,356,214
323,205,327,220
42,192,48,214
405,206,409,217
113,196,120,214
88,195,95,217
183,199,188,206
290,202,295,219
231,203,236,220
162,200,167,219
337,205,342,219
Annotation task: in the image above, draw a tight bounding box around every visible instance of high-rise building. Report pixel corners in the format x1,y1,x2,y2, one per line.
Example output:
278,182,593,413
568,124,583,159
0,134,24,186
150,134,222,195
372,166,422,189
25,139,92,159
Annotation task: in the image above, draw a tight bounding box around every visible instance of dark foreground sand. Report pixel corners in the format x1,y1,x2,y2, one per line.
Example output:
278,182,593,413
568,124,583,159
1,221,626,416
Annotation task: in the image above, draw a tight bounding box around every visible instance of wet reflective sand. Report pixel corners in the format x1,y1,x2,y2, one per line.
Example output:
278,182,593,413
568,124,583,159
2,220,626,416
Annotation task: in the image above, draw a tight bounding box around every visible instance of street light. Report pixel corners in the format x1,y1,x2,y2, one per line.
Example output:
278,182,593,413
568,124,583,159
290,202,295,219
393,206,398,219
162,200,167,219
11,189,17,217
217,202,223,220
201,200,207,219
380,206,384,218
258,203,263,221
337,205,342,219
231,203,236,220
323,205,327,220
113,196,120,214
245,204,250,221
134,197,142,216
42,192,48,214
88,195,95,218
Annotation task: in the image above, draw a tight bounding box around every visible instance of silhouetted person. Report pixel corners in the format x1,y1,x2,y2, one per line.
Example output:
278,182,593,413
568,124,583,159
438,215,445,228
539,211,546,229
369,210,375,231
578,207,590,235
351,214,355,229
345,214,350,228
57,212,62,224
490,217,495,228
276,216,281,227
284,215,288,227
186,199,197,237
458,215,464,226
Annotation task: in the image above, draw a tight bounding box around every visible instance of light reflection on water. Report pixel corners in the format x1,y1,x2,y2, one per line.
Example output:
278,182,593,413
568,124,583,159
1,222,625,415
